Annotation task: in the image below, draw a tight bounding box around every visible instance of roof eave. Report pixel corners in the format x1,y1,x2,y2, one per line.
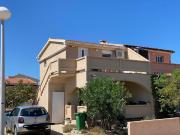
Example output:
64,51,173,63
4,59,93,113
124,44,174,53
37,38,66,60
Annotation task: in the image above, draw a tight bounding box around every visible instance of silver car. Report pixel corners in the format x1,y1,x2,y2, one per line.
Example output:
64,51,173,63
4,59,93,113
5,105,50,135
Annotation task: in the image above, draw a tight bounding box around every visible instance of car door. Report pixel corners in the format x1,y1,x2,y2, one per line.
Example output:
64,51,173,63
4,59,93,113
8,108,16,130
5,112,12,130
9,108,20,130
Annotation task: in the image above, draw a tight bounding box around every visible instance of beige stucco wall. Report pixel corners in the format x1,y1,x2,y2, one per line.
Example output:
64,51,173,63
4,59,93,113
89,48,101,57
64,77,77,105
66,46,78,58
39,43,66,61
38,83,49,112
127,48,149,61
88,48,118,58
87,72,151,91
76,71,87,88
76,57,87,71
66,45,127,59
126,82,152,102
86,56,150,73
128,118,180,135
125,104,154,118
39,50,66,82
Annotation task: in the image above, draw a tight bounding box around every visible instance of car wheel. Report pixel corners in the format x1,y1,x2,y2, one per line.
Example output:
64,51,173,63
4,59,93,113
13,127,19,135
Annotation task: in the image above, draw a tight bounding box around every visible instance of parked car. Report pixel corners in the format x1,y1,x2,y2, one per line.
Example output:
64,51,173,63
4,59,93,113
5,110,12,125
5,105,50,135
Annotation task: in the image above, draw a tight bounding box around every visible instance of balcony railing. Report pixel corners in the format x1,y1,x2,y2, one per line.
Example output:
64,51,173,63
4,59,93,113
58,59,76,73
49,56,151,77
85,56,150,74
151,62,180,74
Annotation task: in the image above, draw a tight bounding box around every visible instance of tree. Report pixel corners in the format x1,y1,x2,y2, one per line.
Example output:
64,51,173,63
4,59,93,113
5,82,38,109
153,69,180,117
78,77,131,129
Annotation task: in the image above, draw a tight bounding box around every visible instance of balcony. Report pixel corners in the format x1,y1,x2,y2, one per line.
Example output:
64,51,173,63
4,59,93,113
48,56,151,85
86,56,150,73
58,59,76,74
56,57,180,76
52,57,151,77
40,59,76,90
151,62,180,74
76,56,151,88
47,59,76,77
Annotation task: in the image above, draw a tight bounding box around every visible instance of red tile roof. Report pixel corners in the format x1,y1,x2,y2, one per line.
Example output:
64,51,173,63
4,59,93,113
6,74,39,85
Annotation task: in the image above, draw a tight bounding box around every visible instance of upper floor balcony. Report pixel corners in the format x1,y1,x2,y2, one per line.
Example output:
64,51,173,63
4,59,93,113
151,62,180,74
89,56,150,73
76,56,150,74
45,56,150,77
40,56,152,95
76,56,151,88
48,57,180,77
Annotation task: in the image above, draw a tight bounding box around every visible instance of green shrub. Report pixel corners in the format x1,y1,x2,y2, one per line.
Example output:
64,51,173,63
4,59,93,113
79,77,131,129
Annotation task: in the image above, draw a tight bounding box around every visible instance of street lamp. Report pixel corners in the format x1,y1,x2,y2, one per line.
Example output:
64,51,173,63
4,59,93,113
0,7,11,135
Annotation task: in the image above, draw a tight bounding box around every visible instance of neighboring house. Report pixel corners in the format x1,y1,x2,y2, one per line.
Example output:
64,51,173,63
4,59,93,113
5,74,39,108
6,74,39,86
124,45,180,74
37,38,180,123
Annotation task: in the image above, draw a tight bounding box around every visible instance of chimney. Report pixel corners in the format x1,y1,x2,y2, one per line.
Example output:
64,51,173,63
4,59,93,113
99,40,108,45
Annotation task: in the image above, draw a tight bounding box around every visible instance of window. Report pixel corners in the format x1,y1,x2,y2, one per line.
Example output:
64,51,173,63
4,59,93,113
21,107,47,116
78,48,88,58
10,108,20,116
81,50,85,57
116,50,124,58
156,56,164,63
102,50,112,57
102,54,111,57
44,60,47,67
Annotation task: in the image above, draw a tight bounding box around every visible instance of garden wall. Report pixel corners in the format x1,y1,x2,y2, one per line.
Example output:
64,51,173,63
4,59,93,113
128,117,180,135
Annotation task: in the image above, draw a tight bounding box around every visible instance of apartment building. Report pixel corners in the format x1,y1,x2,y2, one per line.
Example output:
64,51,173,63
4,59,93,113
37,38,180,123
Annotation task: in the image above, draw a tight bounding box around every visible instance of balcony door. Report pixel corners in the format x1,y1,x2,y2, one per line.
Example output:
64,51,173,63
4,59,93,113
78,48,88,58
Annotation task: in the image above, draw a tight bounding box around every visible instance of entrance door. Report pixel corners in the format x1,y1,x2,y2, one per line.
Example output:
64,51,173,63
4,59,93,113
52,92,64,123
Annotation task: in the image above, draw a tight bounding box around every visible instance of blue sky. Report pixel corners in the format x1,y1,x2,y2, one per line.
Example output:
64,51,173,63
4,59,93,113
1,0,180,79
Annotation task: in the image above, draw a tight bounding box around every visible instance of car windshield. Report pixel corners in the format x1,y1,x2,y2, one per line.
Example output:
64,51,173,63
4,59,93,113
20,107,47,116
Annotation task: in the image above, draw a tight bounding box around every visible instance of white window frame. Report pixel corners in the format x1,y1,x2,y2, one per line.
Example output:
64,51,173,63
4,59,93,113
156,56,164,63
116,50,124,58
78,48,88,58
